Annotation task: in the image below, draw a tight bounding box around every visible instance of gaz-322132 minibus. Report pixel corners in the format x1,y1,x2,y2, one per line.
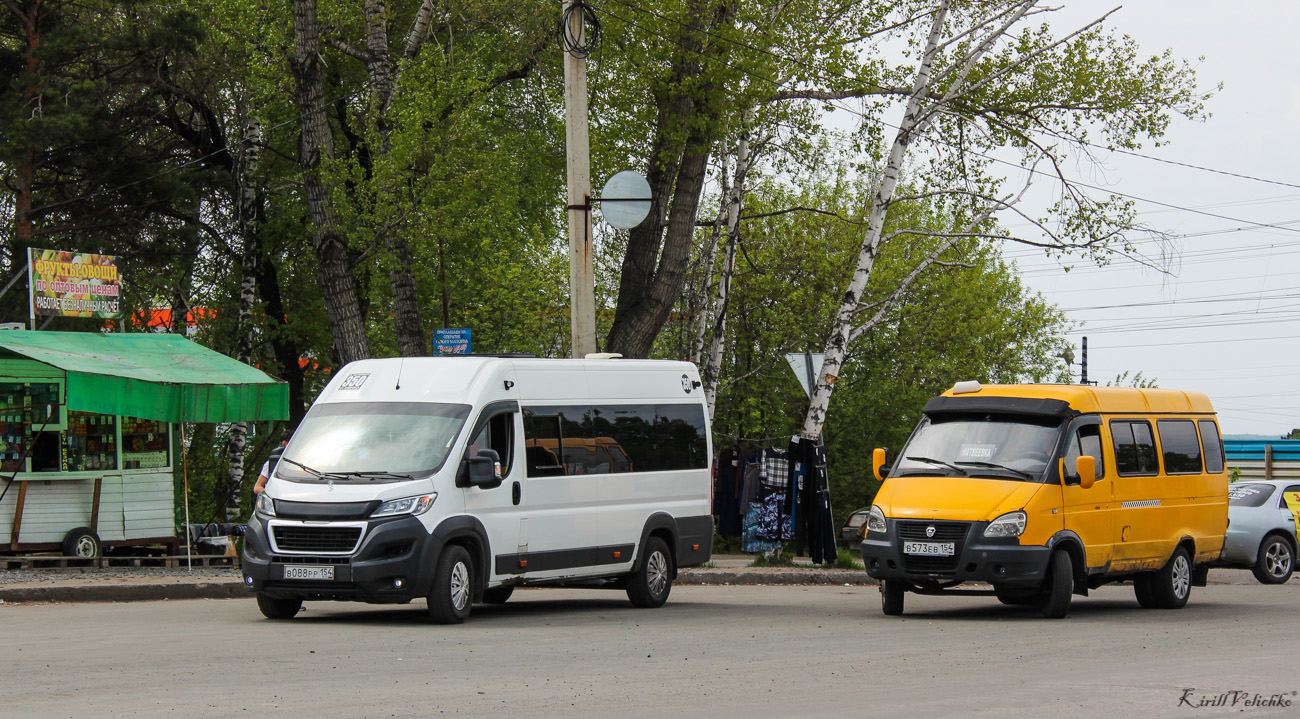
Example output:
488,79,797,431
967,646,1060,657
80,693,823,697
861,382,1228,618
242,356,714,623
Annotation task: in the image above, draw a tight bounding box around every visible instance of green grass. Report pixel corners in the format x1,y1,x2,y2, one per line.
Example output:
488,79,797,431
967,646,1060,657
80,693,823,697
833,547,864,570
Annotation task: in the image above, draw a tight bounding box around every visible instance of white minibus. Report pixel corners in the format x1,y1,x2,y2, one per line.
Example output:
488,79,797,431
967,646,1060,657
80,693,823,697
242,356,714,623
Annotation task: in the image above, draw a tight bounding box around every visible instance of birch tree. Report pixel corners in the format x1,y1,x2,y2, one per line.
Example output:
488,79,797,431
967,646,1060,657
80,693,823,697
701,114,754,419
798,0,1206,439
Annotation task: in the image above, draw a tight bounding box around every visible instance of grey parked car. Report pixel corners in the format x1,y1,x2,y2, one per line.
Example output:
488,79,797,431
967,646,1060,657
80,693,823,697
842,508,870,552
1219,480,1299,584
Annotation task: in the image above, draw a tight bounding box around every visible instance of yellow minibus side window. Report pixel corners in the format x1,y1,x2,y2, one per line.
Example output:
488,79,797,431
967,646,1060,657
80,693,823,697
1111,420,1158,476
1063,424,1104,483
1157,419,1203,474
1198,420,1224,473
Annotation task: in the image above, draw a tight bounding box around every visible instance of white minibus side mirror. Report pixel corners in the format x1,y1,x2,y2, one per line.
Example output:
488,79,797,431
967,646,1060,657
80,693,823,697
465,450,503,488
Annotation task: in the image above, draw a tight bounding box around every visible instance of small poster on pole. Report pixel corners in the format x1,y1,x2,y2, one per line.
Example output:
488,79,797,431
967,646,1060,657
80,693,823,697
27,247,122,319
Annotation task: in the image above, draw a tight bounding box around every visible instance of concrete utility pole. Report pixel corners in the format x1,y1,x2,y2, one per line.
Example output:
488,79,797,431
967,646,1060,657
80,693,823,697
563,0,596,357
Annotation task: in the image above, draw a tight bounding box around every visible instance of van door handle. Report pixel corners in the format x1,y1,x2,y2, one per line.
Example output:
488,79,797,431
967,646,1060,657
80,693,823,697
512,481,521,506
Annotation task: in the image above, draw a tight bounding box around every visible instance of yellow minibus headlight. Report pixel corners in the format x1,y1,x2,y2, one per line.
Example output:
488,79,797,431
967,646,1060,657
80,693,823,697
866,505,888,535
983,510,1026,538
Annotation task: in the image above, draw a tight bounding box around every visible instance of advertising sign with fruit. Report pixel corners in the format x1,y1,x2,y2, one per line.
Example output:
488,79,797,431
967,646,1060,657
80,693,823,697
26,247,121,318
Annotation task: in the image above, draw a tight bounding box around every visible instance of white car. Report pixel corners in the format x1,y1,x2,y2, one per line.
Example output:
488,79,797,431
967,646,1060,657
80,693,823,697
1219,480,1300,584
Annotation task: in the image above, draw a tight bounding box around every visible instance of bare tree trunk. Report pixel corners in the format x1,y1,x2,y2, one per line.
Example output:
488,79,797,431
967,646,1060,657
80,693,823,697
361,0,427,357
606,131,715,357
799,2,951,440
702,114,753,419
12,0,42,257
605,0,735,358
290,0,370,365
388,239,425,356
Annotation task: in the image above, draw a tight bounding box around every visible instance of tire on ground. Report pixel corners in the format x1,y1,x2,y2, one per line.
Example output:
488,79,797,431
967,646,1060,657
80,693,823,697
427,544,474,624
1133,574,1160,608
1152,545,1193,609
881,579,906,616
256,593,302,619
1040,549,1073,619
627,536,674,608
1252,534,1294,585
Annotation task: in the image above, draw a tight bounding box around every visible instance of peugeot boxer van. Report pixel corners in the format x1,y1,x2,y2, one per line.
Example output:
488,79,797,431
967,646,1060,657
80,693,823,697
861,381,1228,618
241,356,713,623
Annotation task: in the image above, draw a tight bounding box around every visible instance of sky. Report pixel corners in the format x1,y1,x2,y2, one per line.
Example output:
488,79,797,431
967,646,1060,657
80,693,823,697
997,1,1300,437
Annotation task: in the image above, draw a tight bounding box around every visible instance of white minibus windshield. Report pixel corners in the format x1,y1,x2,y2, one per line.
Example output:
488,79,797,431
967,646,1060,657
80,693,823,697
277,402,471,482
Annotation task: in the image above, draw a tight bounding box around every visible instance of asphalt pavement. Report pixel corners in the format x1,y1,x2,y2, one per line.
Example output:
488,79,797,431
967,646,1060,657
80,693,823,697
6,582,1294,719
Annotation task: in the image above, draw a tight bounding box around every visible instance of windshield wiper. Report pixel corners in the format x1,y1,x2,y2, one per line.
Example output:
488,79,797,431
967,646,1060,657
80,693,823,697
955,461,1034,480
905,456,968,475
281,458,350,481
346,471,415,481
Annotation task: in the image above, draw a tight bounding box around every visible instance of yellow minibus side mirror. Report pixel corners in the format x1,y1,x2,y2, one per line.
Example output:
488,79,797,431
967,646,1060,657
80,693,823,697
872,448,887,482
1075,455,1096,489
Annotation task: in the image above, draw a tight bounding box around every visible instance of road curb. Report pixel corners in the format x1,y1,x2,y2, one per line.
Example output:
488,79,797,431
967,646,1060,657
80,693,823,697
0,580,248,604
0,570,877,603
678,570,876,586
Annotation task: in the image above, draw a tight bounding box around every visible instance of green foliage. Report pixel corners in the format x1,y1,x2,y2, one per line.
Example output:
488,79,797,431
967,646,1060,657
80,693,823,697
833,547,864,571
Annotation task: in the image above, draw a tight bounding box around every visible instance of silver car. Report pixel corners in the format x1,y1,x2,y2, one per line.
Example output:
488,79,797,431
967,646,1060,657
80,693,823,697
1219,480,1300,584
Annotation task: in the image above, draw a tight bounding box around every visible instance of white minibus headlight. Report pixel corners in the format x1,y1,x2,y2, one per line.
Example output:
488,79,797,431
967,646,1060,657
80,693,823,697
866,505,888,535
255,492,276,517
371,493,438,518
984,510,1027,538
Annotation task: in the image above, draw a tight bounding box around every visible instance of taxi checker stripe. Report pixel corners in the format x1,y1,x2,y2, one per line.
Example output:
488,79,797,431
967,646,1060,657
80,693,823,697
1121,500,1162,508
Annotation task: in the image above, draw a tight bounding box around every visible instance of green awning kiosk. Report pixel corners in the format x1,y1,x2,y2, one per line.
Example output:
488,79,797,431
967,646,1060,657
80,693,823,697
0,330,288,556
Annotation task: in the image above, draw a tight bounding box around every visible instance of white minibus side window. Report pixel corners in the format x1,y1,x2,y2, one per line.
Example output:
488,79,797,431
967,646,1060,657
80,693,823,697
468,411,515,476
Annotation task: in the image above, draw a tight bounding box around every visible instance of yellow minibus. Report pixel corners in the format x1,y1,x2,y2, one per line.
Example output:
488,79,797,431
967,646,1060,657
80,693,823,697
861,381,1228,618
